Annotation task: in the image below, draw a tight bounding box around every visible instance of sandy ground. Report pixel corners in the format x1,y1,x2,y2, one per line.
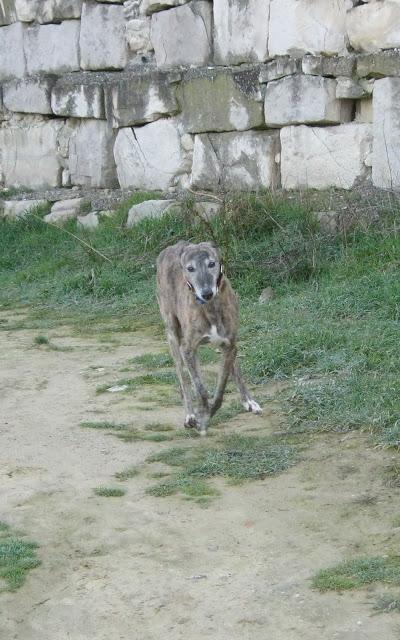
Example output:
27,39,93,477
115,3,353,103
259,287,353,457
1,312,400,640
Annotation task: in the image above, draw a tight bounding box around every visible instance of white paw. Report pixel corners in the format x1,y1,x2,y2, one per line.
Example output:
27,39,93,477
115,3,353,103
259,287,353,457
243,399,262,415
184,414,198,429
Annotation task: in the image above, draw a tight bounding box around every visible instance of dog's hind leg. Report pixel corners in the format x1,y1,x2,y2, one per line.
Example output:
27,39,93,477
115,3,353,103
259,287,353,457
210,346,237,417
232,358,262,414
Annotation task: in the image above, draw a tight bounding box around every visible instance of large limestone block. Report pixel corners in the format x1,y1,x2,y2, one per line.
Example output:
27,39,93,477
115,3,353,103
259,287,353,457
151,2,212,68
0,0,17,25
214,0,269,64
44,198,86,224
372,78,400,189
302,55,355,78
0,116,63,188
191,131,280,191
280,124,372,190
259,57,300,83
126,199,178,226
357,50,400,78
15,0,82,23
355,98,373,123
137,0,189,16
0,22,26,81
269,0,352,57
178,67,263,133
80,3,128,71
51,74,105,119
3,76,56,115
25,21,80,75
114,118,191,190
105,68,179,127
265,75,352,127
347,1,400,53
69,120,118,188
2,199,48,218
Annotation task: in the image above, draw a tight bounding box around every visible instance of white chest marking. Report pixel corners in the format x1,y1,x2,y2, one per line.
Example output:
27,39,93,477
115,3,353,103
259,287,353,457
205,325,229,347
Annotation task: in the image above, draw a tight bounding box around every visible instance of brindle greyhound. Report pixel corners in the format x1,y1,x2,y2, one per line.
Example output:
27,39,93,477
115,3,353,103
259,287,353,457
156,240,261,436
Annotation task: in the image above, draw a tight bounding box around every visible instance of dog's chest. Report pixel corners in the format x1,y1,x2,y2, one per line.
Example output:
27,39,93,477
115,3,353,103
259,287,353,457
203,324,230,347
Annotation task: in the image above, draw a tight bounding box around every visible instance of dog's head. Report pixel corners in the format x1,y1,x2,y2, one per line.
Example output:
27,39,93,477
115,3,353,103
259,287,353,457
180,242,223,305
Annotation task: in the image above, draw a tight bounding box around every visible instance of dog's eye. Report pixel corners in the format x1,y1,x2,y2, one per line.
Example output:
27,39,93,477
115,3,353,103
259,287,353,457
208,261,216,268
187,266,195,272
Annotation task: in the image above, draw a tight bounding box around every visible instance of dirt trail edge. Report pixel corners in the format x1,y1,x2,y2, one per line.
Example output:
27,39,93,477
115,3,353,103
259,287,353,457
0,316,399,640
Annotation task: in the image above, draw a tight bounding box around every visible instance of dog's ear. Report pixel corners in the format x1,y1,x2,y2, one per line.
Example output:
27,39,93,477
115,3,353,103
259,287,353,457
180,243,195,267
207,241,221,260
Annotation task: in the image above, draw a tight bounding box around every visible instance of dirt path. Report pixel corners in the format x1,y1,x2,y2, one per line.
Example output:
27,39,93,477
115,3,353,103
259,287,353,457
0,313,399,639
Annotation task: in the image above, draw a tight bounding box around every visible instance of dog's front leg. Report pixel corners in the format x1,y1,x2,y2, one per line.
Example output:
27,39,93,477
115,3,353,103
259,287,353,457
167,331,197,429
232,358,262,414
210,346,237,417
180,344,210,435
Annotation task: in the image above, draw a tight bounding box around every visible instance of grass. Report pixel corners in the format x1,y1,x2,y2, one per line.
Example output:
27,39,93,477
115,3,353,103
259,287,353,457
0,521,40,591
34,334,49,345
96,371,177,394
115,466,140,481
313,556,400,592
146,433,298,499
93,486,126,497
80,420,127,430
1,188,400,448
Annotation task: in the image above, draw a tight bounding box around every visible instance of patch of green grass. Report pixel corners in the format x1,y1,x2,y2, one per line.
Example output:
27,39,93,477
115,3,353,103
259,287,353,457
130,352,174,369
212,400,245,425
34,335,49,345
93,486,126,497
117,430,173,443
80,421,127,431
146,433,297,500
96,371,177,394
146,476,218,500
313,556,400,592
144,423,174,432
0,522,40,592
115,466,140,481
373,594,400,614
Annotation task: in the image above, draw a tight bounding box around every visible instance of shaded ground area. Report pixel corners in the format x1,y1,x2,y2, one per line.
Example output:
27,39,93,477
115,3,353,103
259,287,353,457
1,313,400,639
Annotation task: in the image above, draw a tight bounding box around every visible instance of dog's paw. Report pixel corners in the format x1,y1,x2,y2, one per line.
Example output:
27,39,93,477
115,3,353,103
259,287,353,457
243,399,262,414
184,414,198,429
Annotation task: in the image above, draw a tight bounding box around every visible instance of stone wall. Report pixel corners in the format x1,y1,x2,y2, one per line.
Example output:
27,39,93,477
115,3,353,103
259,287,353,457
1,0,400,192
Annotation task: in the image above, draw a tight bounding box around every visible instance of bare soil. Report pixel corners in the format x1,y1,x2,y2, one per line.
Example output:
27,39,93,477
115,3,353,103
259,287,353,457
1,312,399,640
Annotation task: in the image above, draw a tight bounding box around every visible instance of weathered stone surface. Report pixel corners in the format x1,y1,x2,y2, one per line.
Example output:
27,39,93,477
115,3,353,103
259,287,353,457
269,0,352,57
357,50,400,78
265,75,352,127
314,210,354,235
151,2,212,68
191,130,280,191
140,0,189,16
0,0,16,25
126,199,178,226
114,118,191,190
347,1,400,53
336,77,367,99
51,74,105,119
3,76,56,115
126,18,152,53
104,68,179,128
80,2,128,71
280,123,372,190
259,57,301,83
69,120,118,188
15,0,82,23
258,286,274,303
77,212,99,230
44,198,85,224
2,199,48,218
178,67,263,133
214,0,269,65
302,55,356,78
0,22,26,81
25,21,80,75
0,116,63,188
195,201,222,219
372,77,400,189
355,98,373,123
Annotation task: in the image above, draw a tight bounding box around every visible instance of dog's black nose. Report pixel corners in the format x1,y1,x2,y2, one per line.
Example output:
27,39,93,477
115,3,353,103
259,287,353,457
202,289,213,301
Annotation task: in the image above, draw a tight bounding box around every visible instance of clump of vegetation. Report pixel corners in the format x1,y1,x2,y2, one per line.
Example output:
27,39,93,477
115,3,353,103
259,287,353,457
93,487,126,497
0,521,40,591
115,466,140,481
313,556,400,592
80,420,127,430
146,433,297,500
34,335,49,345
